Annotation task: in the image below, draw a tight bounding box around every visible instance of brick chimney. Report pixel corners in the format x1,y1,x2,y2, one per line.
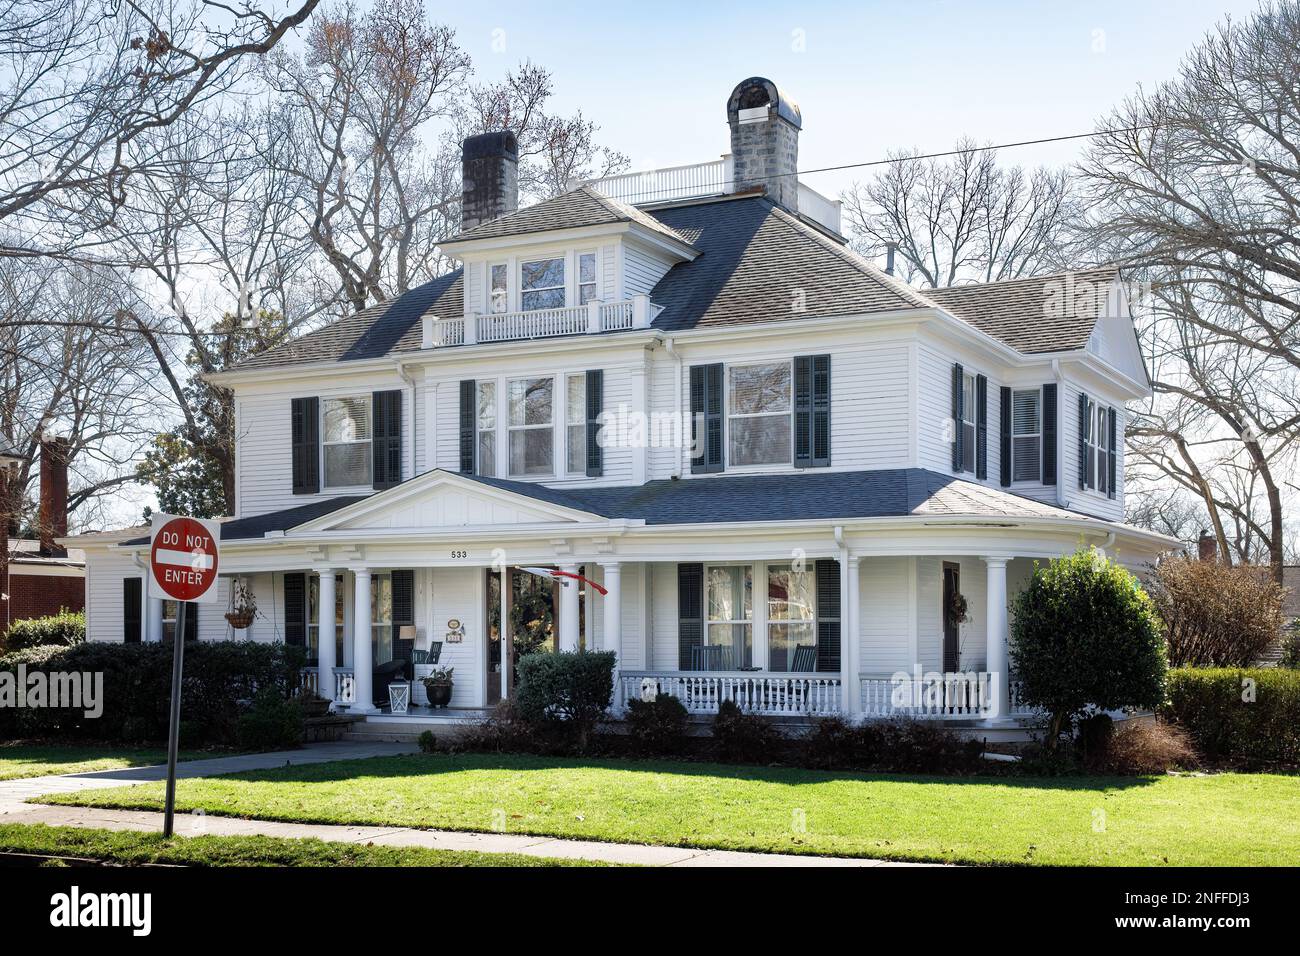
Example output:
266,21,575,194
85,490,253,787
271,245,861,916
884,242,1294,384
1197,529,1217,563
37,436,69,558
726,77,802,210
461,130,518,233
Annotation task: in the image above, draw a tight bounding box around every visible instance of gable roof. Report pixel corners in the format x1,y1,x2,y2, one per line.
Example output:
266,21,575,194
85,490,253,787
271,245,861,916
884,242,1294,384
927,266,1120,354
450,185,691,247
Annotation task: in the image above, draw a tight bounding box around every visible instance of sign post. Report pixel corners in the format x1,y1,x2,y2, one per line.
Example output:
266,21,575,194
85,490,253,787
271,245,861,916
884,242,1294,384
148,514,221,838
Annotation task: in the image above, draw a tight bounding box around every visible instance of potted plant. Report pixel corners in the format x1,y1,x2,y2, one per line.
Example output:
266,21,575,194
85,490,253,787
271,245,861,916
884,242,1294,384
225,580,257,630
421,665,455,708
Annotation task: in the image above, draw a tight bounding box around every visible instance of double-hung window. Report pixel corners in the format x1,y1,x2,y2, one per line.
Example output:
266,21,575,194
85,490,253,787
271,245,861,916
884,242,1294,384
521,258,565,311
728,362,792,467
508,377,554,476
705,565,752,670
308,573,345,665
322,396,371,488
767,563,816,672
477,381,497,476
578,252,598,304
960,372,977,473
1011,388,1042,482
489,263,509,313
565,372,587,475
1091,401,1110,495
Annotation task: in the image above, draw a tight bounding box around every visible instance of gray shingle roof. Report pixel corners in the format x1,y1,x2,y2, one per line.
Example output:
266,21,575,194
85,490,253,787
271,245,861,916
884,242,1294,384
927,266,1119,354
450,185,691,246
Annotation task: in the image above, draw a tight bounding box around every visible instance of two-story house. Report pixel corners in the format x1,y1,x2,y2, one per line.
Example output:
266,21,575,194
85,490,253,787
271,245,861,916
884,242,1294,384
70,77,1175,732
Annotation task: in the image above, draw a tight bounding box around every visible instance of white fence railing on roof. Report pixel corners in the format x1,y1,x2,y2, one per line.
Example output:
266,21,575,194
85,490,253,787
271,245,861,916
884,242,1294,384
423,298,647,348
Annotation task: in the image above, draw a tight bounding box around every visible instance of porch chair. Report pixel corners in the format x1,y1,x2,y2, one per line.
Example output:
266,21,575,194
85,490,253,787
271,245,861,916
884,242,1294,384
790,644,818,673
689,644,734,671
373,658,408,709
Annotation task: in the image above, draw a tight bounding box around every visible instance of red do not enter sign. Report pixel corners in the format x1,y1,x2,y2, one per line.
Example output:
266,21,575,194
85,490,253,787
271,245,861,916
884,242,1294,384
149,515,221,603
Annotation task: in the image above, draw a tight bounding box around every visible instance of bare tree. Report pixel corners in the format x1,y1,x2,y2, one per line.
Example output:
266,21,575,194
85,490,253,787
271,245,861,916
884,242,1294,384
841,141,1074,287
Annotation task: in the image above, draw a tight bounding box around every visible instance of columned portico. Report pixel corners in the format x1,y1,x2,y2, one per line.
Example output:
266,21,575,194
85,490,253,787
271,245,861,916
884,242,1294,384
559,563,581,651
317,569,338,703
983,556,1010,721
601,563,621,663
350,569,377,713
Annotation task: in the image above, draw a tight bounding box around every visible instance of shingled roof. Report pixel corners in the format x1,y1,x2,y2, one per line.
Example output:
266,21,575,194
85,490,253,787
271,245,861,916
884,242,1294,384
449,185,692,247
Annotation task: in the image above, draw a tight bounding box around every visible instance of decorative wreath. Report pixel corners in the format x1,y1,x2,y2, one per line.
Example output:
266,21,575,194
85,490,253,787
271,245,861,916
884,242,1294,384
947,590,969,626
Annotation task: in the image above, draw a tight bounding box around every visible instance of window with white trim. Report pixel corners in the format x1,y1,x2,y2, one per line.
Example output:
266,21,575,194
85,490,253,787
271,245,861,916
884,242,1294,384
1011,388,1042,483
960,372,977,473
521,258,565,311
508,377,554,476
767,563,816,673
489,263,508,314
477,381,496,476
565,372,586,475
371,572,393,664
322,396,371,488
727,362,792,467
161,600,180,643
578,252,598,305
1092,401,1110,495
705,565,752,670
308,573,345,664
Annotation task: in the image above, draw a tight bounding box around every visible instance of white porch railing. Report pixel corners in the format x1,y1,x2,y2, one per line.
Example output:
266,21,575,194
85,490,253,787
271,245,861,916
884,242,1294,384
298,669,319,697
617,671,842,717
424,298,645,347
859,674,1042,720
333,667,354,703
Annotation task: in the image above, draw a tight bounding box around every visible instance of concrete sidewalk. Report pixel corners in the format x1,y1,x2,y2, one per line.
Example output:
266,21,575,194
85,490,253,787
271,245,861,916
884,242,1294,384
0,742,927,867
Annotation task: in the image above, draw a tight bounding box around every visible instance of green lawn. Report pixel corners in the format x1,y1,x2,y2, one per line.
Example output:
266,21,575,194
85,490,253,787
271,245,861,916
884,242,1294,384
0,743,216,781
38,752,1300,866
0,823,590,867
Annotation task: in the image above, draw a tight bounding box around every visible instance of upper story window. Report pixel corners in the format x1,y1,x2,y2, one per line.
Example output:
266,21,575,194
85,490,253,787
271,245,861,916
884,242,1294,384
565,372,587,475
1011,388,1042,483
508,376,554,476
323,396,371,488
728,362,792,467
521,258,565,311
476,381,497,476
1086,400,1110,495
489,263,508,314
578,252,598,304
960,372,977,473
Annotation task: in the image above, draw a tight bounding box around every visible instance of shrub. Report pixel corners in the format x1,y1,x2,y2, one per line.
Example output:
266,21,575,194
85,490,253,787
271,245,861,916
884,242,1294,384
1163,667,1300,765
711,699,782,764
1280,622,1300,669
2,610,85,652
624,694,688,755
1146,558,1284,666
874,718,984,773
1075,712,1115,767
453,701,566,755
1094,719,1197,774
803,716,877,770
0,640,306,746
514,651,615,753
235,690,304,751
1010,549,1166,749
417,730,436,753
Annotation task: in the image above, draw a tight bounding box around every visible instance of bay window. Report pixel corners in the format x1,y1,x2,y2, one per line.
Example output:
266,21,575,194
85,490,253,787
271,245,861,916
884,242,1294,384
566,373,586,475
728,362,792,467
521,257,565,311
578,252,598,304
477,381,497,476
508,376,554,476
308,573,345,665
322,396,371,488
767,563,816,672
1011,388,1042,482
705,565,752,670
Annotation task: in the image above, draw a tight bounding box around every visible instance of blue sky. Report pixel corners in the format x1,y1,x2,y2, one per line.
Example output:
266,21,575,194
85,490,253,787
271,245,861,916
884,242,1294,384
435,0,1262,196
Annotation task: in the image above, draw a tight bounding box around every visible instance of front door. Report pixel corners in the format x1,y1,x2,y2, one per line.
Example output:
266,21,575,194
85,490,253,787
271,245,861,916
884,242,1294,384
942,562,961,672
485,568,558,704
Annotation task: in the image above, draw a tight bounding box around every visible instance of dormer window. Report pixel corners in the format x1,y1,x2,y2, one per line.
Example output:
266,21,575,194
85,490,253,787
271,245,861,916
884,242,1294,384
489,263,508,314
521,258,565,311
578,252,598,304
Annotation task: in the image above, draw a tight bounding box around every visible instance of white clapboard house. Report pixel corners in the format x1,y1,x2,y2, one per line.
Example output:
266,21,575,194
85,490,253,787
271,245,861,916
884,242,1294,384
70,77,1174,732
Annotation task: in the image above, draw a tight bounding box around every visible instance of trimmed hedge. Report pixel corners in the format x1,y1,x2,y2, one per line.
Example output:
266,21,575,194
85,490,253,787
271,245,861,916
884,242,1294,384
514,651,616,752
1163,668,1300,765
2,610,85,652
0,640,306,746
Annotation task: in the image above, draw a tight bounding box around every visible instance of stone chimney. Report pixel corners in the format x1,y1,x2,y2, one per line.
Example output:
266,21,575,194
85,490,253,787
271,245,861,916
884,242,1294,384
1197,530,1217,563
726,77,802,210
37,436,69,558
461,130,519,233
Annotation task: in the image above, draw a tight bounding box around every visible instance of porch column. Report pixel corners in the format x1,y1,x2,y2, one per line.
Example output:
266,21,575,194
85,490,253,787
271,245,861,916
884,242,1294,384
317,570,337,703
983,557,1010,721
845,555,861,715
559,563,580,652
147,596,164,643
351,569,377,713
601,563,621,664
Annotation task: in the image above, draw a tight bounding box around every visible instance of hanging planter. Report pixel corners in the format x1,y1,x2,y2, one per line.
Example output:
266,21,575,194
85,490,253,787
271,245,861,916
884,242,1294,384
225,579,257,630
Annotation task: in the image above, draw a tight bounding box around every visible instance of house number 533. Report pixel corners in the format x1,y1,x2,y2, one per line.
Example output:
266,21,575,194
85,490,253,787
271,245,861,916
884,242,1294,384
450,550,469,559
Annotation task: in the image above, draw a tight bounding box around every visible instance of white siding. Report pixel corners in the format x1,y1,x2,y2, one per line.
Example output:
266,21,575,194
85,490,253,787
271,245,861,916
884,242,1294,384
425,566,483,708
84,548,142,643
858,557,911,675
623,242,673,296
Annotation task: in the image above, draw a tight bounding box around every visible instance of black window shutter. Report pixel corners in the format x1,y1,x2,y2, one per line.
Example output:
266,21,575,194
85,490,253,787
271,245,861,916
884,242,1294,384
1078,392,1090,490
291,396,320,495
284,572,306,648
951,363,964,472
814,558,841,673
677,563,704,669
998,387,1012,486
1107,406,1118,499
372,389,403,490
458,380,476,474
391,569,415,672
975,374,988,479
795,355,831,468
1042,383,1058,486
123,578,142,643
183,602,198,642
794,356,812,467
585,369,604,477
812,355,831,466
690,364,724,473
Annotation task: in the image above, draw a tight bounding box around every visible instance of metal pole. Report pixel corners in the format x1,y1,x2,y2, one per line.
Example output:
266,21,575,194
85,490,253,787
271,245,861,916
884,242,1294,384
162,600,186,838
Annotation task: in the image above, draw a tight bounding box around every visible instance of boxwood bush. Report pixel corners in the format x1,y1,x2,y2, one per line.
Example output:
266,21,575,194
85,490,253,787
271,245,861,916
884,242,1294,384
514,650,616,753
0,640,306,746
2,610,86,652
1163,668,1300,765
